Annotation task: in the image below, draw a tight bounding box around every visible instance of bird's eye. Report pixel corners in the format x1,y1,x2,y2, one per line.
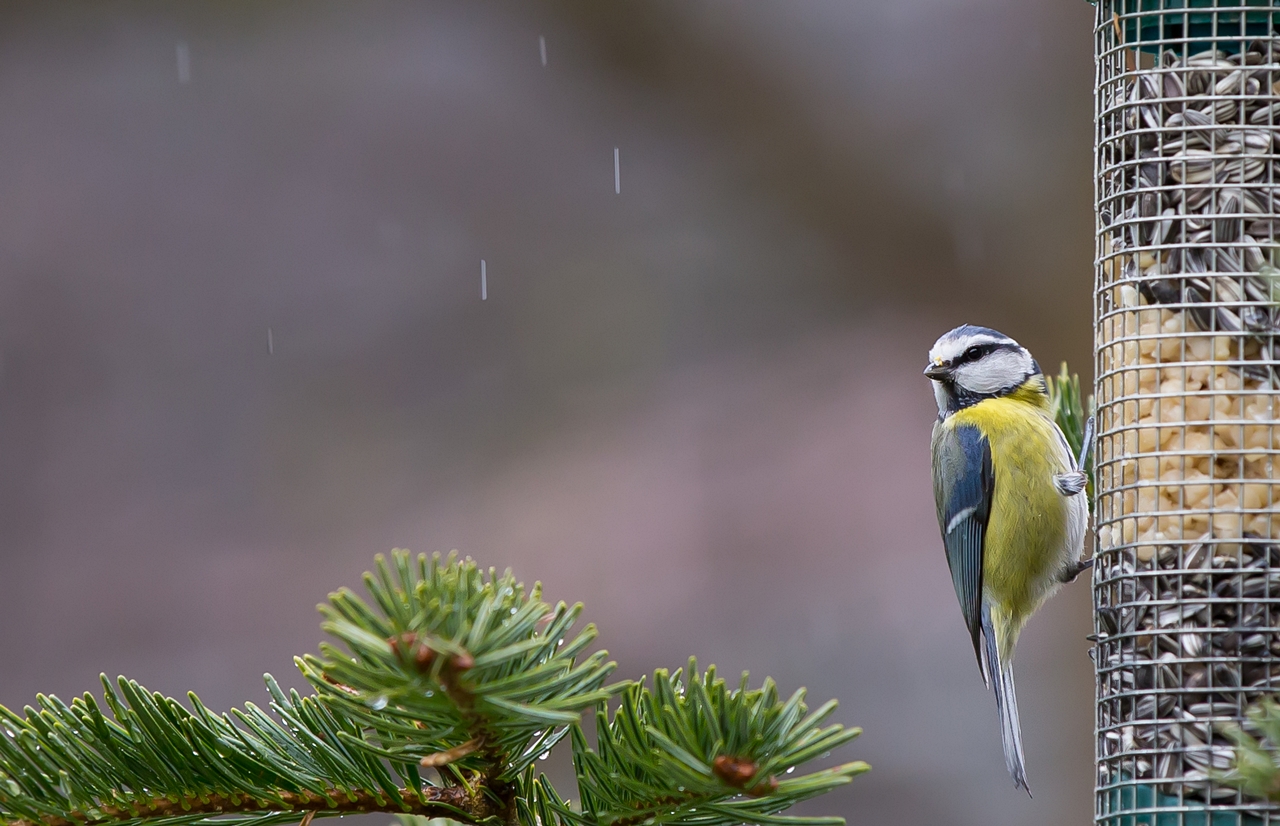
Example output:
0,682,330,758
965,346,983,360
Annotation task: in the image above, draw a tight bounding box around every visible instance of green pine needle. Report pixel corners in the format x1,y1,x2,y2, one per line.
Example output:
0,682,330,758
0,553,866,826
1221,698,1280,800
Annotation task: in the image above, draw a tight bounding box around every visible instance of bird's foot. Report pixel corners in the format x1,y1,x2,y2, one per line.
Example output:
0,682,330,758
1054,470,1088,496
1058,556,1094,584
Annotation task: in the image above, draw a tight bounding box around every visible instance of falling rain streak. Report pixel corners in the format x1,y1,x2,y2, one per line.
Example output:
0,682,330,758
539,36,547,67
613,147,620,194
481,259,487,300
176,41,190,84
267,328,274,355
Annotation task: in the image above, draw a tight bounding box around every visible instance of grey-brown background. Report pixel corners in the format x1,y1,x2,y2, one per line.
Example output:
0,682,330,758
0,2,1096,824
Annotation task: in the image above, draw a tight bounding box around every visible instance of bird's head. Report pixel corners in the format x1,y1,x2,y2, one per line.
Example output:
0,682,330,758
925,325,1042,416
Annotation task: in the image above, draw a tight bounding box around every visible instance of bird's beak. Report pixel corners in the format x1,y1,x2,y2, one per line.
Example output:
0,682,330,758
923,359,950,380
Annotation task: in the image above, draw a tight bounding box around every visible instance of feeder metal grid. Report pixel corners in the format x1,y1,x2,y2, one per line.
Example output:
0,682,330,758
1094,1,1280,823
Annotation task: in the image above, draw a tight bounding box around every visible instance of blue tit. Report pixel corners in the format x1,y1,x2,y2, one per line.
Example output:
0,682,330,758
925,324,1093,794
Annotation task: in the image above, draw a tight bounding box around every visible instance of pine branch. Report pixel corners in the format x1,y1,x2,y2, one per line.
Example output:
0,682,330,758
1222,698,1280,800
539,660,868,826
0,553,866,826
303,553,621,784
0,674,507,826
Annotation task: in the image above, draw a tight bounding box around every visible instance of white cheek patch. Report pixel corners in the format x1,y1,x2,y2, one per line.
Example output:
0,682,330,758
954,349,1031,394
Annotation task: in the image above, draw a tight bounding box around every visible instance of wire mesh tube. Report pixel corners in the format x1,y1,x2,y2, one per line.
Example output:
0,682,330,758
1095,1,1280,823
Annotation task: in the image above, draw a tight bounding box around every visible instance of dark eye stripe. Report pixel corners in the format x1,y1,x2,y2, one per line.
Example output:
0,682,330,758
955,341,1020,365
958,343,995,363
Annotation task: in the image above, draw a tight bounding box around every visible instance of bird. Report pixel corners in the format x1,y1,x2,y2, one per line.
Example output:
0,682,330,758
925,324,1093,794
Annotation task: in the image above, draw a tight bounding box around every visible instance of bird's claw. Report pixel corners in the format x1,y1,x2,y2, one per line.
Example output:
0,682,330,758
1077,416,1095,472
1059,557,1094,584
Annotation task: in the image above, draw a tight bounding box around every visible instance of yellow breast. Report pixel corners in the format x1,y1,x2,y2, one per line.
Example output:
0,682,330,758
948,388,1075,649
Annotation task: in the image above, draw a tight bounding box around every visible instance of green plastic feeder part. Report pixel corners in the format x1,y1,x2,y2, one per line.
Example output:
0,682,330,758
1101,783,1269,826
1112,0,1279,56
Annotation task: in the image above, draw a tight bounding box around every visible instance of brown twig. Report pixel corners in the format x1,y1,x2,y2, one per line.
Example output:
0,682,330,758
421,736,484,767
320,648,514,825
430,650,507,780
2,785,502,826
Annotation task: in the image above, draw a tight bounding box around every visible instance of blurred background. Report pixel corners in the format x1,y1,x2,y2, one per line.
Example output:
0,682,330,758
0,2,1097,824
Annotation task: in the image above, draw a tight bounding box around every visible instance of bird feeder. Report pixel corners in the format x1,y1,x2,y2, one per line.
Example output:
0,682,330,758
1094,1,1280,822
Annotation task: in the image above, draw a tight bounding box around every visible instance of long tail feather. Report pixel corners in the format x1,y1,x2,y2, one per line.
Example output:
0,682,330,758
982,605,1030,795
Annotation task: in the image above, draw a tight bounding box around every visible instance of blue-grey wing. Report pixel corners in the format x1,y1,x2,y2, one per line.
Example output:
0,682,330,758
930,420,994,673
